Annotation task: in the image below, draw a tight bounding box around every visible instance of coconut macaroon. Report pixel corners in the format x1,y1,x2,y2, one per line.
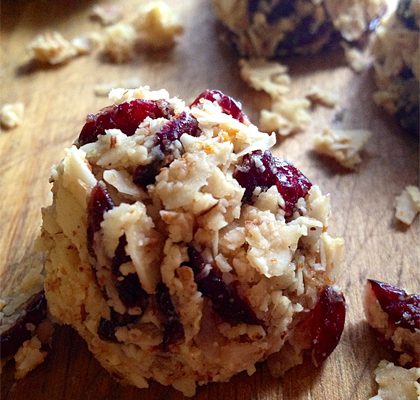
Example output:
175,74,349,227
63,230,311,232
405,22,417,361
41,86,346,396
364,279,419,368
372,0,420,134
212,0,387,58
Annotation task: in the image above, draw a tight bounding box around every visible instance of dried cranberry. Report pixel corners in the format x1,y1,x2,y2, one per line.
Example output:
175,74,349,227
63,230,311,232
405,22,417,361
233,150,312,216
77,99,174,146
132,111,200,187
191,89,249,123
87,182,114,256
397,0,419,31
156,282,184,351
111,235,131,276
187,246,261,325
115,274,149,310
132,160,161,187
368,279,420,332
97,309,139,342
0,291,47,359
309,286,346,366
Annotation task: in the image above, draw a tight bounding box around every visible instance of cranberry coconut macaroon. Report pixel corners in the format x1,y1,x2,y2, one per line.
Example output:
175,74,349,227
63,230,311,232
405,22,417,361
212,0,387,58
364,279,419,368
40,86,346,395
372,0,419,134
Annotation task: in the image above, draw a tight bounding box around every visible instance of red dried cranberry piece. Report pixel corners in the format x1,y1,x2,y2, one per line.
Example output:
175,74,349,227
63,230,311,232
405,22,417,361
368,279,420,332
156,282,184,351
98,309,140,342
309,286,346,367
111,235,131,275
155,110,200,153
78,99,174,146
191,89,249,123
0,291,47,359
132,160,161,187
187,246,262,325
87,182,114,256
132,111,200,187
115,274,149,310
233,150,312,216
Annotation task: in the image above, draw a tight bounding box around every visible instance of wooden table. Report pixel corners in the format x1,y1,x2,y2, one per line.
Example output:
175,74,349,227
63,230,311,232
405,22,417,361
1,1,419,399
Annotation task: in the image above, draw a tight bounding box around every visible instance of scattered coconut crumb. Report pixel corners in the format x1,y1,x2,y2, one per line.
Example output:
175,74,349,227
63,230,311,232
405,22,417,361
28,31,93,65
239,58,310,136
14,336,47,379
0,102,24,129
395,186,420,225
102,22,137,63
90,4,123,26
306,85,338,108
343,43,372,73
133,1,184,50
94,77,142,97
313,128,372,169
260,98,311,136
239,59,291,97
369,360,420,400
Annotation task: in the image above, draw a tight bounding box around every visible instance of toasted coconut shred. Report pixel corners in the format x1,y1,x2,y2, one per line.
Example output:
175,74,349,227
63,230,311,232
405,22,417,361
369,360,420,400
41,86,345,396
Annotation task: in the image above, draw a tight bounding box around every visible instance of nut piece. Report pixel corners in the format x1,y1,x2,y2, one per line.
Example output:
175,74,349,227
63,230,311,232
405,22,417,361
102,23,137,63
313,128,372,169
369,360,420,400
0,102,24,129
28,31,89,65
133,1,183,49
94,77,142,97
395,185,420,225
239,59,310,136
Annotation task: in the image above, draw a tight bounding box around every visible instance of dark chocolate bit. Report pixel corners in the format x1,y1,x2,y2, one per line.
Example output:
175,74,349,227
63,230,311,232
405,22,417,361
309,286,346,367
0,291,47,359
187,246,261,325
77,99,174,147
191,89,249,123
233,150,312,217
97,309,140,342
368,279,420,332
87,182,114,256
156,282,184,351
132,111,200,187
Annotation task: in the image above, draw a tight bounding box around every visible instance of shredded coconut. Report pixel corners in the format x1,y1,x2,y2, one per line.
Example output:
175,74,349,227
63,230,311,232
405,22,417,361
313,128,372,169
94,77,142,97
90,4,123,26
28,31,91,65
395,185,420,225
14,337,47,379
0,102,24,129
133,1,183,49
369,360,420,400
306,85,338,108
102,22,137,63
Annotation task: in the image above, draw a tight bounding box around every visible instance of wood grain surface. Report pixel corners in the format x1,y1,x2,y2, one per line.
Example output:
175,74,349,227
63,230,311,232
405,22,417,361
1,1,419,399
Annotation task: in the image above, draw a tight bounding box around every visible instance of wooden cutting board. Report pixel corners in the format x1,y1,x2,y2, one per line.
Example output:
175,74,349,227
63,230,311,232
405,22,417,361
1,1,419,399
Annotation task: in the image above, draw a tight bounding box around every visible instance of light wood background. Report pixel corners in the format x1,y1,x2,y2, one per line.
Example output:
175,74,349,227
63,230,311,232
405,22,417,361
1,1,419,399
